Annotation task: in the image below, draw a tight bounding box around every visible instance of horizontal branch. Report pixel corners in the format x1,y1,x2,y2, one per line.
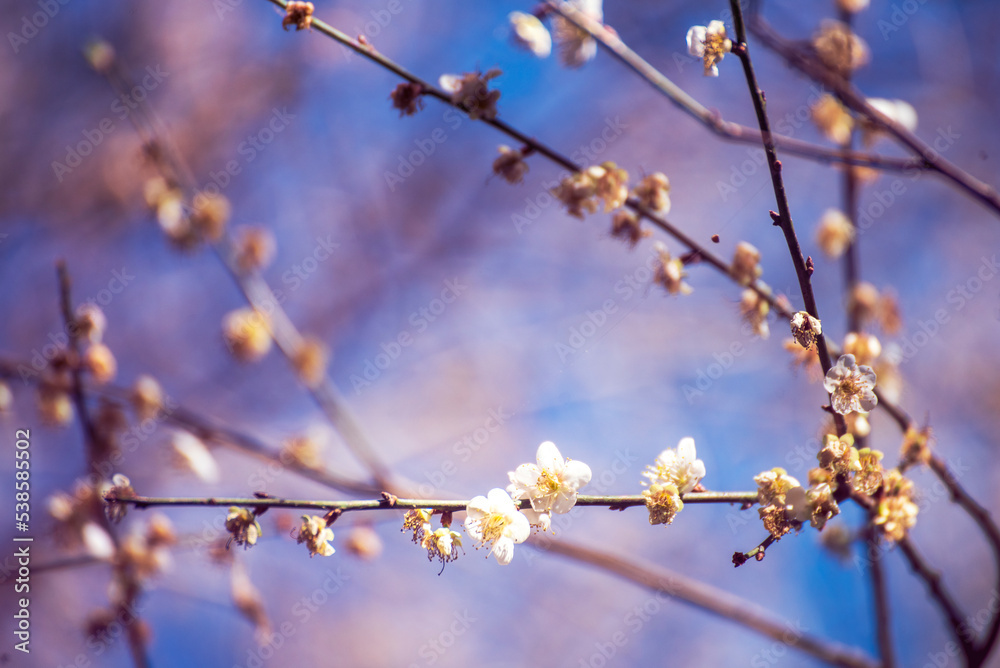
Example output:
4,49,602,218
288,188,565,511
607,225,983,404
109,491,760,513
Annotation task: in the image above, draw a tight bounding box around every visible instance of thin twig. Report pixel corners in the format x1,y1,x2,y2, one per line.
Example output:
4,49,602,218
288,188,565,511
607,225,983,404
727,0,845,436
108,491,760,513
542,539,880,668
748,16,1000,218
926,455,1000,664
865,527,895,668
544,0,925,173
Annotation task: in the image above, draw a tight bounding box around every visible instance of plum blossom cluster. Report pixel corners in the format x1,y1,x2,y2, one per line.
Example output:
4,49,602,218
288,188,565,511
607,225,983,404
402,509,463,570
640,438,705,525
753,432,919,543
462,441,592,565
505,1,604,67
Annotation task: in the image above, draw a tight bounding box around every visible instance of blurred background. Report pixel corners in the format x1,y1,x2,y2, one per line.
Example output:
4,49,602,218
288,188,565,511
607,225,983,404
2,0,999,665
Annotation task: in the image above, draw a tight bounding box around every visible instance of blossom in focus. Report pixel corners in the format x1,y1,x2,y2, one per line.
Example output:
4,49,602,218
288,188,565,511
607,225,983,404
686,20,732,77
296,515,336,557
642,483,683,525
464,488,530,565
389,82,425,117
641,437,705,494
226,507,261,548
509,11,552,58
790,311,822,349
171,431,220,483
824,354,878,415
507,441,592,516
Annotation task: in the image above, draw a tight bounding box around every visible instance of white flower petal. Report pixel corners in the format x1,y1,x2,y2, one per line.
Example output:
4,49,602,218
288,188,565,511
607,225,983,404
535,441,564,471
687,26,707,57
562,460,592,488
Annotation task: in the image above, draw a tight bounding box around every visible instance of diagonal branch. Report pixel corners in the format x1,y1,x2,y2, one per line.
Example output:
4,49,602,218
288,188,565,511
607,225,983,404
542,538,880,668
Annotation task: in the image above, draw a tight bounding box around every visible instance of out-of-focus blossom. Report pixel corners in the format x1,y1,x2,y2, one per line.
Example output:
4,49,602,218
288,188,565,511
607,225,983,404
632,172,671,215
509,11,552,58
493,145,530,185
812,20,869,75
811,94,854,145
439,70,502,121
816,208,855,258
172,431,220,483
390,82,425,117
654,243,693,296
552,0,602,67
282,1,314,31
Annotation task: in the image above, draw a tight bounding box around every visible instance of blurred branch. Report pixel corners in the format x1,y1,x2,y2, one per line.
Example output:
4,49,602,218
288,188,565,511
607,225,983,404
926,455,1000,664
95,53,396,495
542,539,880,668
864,527,895,668
543,0,925,173
747,16,1000,219
56,263,151,668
